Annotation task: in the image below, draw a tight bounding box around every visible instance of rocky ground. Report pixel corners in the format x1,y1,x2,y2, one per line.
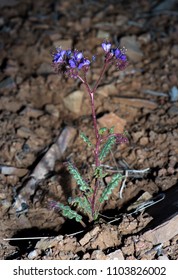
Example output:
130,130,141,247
0,0,178,260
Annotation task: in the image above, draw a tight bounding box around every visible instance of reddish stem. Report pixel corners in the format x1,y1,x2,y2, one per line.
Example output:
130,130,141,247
78,61,110,217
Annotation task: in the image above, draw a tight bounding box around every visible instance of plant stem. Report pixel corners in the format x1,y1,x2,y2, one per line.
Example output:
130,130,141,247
78,61,109,218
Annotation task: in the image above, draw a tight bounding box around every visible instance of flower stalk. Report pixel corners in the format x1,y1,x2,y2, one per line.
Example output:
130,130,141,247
51,41,128,222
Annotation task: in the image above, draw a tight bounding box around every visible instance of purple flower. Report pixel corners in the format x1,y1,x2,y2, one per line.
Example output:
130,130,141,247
101,41,128,70
52,47,91,77
102,42,111,52
115,134,128,144
53,49,66,63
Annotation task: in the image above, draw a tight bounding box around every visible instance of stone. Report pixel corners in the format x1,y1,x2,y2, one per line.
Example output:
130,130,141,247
28,249,39,259
106,249,125,260
168,106,178,116
169,86,178,102
45,104,60,117
63,90,84,114
142,214,178,245
53,39,72,49
171,45,178,57
98,112,126,133
116,15,128,26
96,84,117,97
112,97,158,109
120,35,144,62
0,77,16,89
37,62,54,75
97,30,110,39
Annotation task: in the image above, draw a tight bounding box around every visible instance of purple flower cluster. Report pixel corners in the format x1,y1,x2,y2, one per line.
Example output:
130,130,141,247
115,133,128,144
52,41,127,78
101,42,127,70
52,48,90,77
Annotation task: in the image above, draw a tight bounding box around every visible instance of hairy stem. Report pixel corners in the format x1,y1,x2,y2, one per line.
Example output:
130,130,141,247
78,61,109,218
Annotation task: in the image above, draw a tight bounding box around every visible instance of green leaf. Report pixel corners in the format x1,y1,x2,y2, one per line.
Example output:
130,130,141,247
68,196,92,216
109,126,115,134
80,132,92,147
94,166,108,179
57,202,82,222
99,173,123,203
67,162,93,194
99,136,116,161
99,127,107,135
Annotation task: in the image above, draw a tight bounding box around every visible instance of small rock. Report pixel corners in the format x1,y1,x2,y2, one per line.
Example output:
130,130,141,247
96,84,117,97
54,39,72,49
63,90,84,114
80,17,91,29
169,86,178,102
106,249,124,260
139,136,149,145
138,33,151,44
120,35,144,62
37,62,53,75
91,250,107,260
158,255,169,260
0,77,16,89
116,15,128,26
171,45,178,57
17,127,33,138
28,249,39,259
154,0,177,11
97,30,110,39
142,214,178,245
45,104,60,117
98,112,126,133
168,106,178,116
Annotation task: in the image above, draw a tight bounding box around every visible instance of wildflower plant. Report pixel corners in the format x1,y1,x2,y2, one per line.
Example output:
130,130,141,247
51,41,128,225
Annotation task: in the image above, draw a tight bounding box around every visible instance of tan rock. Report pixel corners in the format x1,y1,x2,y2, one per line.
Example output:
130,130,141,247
98,112,126,133
63,90,84,114
142,214,178,245
106,249,125,260
120,35,143,62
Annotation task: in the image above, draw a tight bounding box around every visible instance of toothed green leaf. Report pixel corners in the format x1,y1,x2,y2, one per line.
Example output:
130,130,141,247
99,136,116,161
80,132,92,147
99,127,107,135
56,202,82,222
67,162,93,194
109,126,115,134
99,173,123,203
94,166,107,179
68,196,92,216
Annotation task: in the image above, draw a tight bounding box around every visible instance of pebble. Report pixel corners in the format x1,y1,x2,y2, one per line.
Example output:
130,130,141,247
37,62,54,75
28,249,39,260
96,30,110,39
53,39,73,49
106,249,125,260
120,35,144,62
98,112,126,133
63,90,84,114
168,106,178,115
45,104,60,117
171,45,178,57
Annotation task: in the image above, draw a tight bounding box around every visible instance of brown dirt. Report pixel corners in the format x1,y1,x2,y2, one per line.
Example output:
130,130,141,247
0,0,178,260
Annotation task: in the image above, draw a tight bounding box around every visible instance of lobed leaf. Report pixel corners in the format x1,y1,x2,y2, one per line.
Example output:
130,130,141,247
99,127,107,135
67,162,93,194
94,166,108,179
80,132,92,147
99,173,123,203
99,136,116,161
56,202,82,222
68,196,92,216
